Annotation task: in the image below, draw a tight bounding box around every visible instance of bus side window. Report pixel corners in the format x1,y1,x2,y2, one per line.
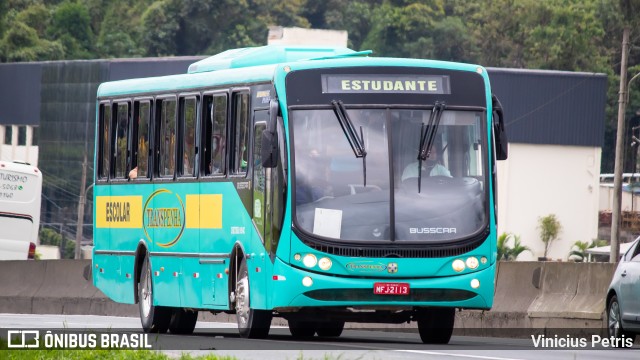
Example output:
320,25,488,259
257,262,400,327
132,100,151,179
201,94,228,176
98,103,111,180
113,102,130,179
179,96,198,177
157,97,177,178
231,92,250,175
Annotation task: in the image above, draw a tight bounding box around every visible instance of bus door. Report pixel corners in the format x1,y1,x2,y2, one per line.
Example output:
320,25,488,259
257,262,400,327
253,111,270,240
251,110,271,303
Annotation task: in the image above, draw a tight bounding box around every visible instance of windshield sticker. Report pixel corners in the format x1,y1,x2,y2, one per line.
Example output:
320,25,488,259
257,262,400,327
313,208,343,238
322,74,450,94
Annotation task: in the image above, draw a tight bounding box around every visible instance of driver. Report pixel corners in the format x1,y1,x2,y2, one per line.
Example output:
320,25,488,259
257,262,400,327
401,150,451,181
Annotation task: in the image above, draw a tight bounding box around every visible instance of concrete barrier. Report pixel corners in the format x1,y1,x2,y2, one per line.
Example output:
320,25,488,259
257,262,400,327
528,261,616,329
0,260,47,313
493,261,542,313
0,260,619,338
0,260,137,316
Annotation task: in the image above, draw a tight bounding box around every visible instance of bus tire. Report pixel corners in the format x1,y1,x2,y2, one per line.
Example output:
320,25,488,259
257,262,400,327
288,320,316,338
169,308,198,334
138,256,171,333
316,321,344,337
235,258,272,338
417,307,455,344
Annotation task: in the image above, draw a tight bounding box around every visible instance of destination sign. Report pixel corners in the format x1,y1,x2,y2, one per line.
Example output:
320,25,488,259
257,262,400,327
321,74,451,94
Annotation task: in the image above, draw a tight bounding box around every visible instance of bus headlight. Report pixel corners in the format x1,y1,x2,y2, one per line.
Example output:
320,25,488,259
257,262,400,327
302,276,313,287
318,257,332,270
452,259,465,272
466,257,479,269
303,254,317,268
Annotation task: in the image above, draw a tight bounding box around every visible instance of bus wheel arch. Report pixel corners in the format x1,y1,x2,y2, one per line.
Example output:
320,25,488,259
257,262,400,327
235,255,272,338
228,243,246,311
138,254,172,333
133,241,149,304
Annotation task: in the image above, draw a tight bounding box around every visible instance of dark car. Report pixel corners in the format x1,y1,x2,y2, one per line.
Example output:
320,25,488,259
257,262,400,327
606,237,640,346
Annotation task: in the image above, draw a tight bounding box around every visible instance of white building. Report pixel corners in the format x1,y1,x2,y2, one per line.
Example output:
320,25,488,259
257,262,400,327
0,125,39,165
489,68,607,261
268,26,348,47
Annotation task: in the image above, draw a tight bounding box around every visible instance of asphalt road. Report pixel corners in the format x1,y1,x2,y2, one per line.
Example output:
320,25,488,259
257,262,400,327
1,313,639,360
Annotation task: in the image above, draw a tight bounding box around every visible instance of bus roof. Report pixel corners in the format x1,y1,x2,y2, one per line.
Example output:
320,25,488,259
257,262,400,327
0,160,41,178
97,45,485,98
186,45,361,74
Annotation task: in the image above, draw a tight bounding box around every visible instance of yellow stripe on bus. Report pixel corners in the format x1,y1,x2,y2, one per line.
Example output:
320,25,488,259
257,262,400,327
185,194,222,229
95,196,143,228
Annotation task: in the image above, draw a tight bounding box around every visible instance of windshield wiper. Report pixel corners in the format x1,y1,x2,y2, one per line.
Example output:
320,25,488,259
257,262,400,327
331,100,368,186
417,101,446,192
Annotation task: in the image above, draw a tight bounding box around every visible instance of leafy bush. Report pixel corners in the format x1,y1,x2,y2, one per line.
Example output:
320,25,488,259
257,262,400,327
497,232,531,261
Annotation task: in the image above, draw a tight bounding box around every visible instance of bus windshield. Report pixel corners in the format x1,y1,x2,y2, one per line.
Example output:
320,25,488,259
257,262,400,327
292,107,487,243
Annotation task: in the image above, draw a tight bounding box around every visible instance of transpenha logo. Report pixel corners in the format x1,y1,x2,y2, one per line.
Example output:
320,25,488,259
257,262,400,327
143,189,185,248
345,262,387,272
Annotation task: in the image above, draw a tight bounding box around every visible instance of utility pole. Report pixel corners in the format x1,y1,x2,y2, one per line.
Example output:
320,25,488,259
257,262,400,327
75,150,88,259
611,26,631,263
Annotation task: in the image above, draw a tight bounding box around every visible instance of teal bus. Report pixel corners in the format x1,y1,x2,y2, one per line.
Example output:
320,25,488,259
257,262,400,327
92,45,508,344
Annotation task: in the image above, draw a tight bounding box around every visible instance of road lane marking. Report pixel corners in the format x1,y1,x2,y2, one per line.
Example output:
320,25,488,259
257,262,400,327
396,350,524,360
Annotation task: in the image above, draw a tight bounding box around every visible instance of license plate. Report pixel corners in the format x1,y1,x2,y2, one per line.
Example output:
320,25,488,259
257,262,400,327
373,282,410,295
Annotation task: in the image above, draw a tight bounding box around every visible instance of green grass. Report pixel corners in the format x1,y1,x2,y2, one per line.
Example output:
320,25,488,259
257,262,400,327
0,338,237,360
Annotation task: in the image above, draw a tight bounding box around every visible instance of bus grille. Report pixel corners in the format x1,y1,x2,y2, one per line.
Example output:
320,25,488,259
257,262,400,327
294,228,489,258
304,288,476,302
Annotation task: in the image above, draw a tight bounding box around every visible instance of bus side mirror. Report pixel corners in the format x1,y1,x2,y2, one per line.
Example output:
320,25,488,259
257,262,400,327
261,99,279,168
492,94,508,161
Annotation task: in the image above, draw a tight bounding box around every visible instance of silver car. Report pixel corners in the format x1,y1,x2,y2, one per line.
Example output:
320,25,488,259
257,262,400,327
607,237,640,345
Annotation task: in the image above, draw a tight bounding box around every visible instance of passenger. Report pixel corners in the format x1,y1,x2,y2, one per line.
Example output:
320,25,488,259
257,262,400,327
128,166,138,180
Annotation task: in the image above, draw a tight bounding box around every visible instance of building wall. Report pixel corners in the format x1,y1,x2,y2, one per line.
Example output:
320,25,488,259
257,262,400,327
497,143,601,261
267,26,348,47
0,125,39,165
599,186,640,212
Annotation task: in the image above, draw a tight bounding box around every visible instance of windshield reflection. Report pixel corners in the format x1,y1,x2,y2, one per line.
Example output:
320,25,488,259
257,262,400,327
292,108,487,243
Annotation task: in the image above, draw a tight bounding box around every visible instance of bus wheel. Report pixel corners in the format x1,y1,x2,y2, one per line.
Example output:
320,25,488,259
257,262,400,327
169,309,198,334
288,320,316,338
316,321,344,337
138,256,171,333
235,258,272,338
417,307,455,344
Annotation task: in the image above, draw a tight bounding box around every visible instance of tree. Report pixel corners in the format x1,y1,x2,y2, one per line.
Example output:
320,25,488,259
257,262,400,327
360,1,447,58
538,214,562,259
48,0,95,59
39,227,75,259
497,232,531,261
95,0,146,58
139,0,179,56
323,0,379,50
0,21,64,62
